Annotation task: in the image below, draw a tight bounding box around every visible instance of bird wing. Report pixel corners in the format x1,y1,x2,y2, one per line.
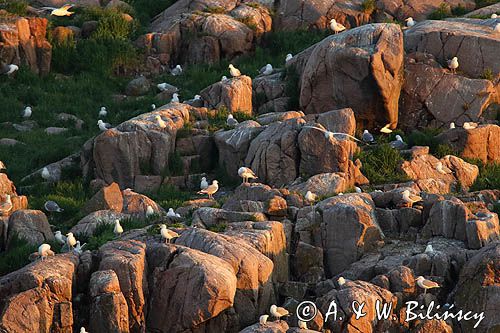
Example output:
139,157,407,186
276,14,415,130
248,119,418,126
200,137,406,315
61,5,73,10
277,307,289,316
422,279,439,288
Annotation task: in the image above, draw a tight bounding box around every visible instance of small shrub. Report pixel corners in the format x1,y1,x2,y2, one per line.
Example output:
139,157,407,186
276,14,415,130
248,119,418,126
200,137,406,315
481,68,494,81
470,161,500,191
285,66,301,110
203,6,226,14
435,144,458,158
428,4,451,20
0,0,27,15
451,5,469,16
0,234,36,276
168,152,184,176
236,16,258,31
208,222,227,233
149,184,192,210
357,144,410,185
361,0,376,14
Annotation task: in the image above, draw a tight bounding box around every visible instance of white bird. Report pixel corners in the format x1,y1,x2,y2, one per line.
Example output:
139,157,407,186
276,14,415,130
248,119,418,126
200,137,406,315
54,231,66,245
157,82,169,91
298,320,308,329
226,114,238,127
285,53,293,63
270,304,289,321
155,115,167,129
221,75,228,82
114,220,123,236
449,122,455,129
41,167,51,180
463,122,478,130
436,161,451,175
401,190,422,207
171,65,183,76
194,94,201,100
362,129,374,143
151,104,156,110
259,314,269,325
99,106,107,117
200,177,209,190
390,135,406,149
66,232,77,249
175,213,181,218
98,120,111,131
229,64,241,77
171,93,179,103
0,161,6,171
21,106,32,118
425,244,434,253
355,186,362,193
42,4,74,16
238,167,258,184
3,64,19,75
305,191,317,205
0,194,13,216
492,13,498,18
338,192,344,196
329,19,346,34
146,205,155,217
38,243,52,260
405,17,416,27
447,57,459,74
338,276,347,286
197,180,219,199
44,200,63,212
167,208,176,218
80,327,88,333
74,241,86,255
494,23,500,33
160,224,179,243
416,276,440,294
380,123,393,134
260,64,273,75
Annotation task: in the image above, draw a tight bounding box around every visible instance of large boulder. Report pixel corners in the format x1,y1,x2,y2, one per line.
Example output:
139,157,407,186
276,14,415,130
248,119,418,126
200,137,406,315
252,73,290,114
290,23,404,130
201,76,253,115
81,182,123,215
70,210,130,237
6,210,54,249
378,0,475,21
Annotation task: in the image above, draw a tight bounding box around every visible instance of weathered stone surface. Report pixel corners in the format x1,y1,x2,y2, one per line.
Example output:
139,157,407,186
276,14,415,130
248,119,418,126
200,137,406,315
192,207,267,228
292,241,324,283
122,189,165,218
256,111,304,125
70,210,130,237
7,210,54,249
125,76,151,96
239,320,289,333
82,182,123,215
201,75,253,115
379,0,475,21
466,212,500,249
253,73,289,114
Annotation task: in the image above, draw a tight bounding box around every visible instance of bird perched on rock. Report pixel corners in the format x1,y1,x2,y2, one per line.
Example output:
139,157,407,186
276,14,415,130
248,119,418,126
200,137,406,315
197,180,219,199
447,57,459,74
362,129,374,143
41,167,51,180
157,82,169,91
259,314,269,325
171,93,180,103
146,205,155,217
270,304,289,321
449,122,455,129
390,135,406,149
167,208,176,218
171,65,183,76
99,106,107,117
229,64,241,77
160,224,179,243
221,75,228,82
80,327,88,333
194,94,201,101
355,186,362,193
492,13,498,18
200,177,209,190
338,192,344,196
401,190,422,207
416,276,440,294
463,122,478,130
238,167,258,184
2,64,19,76
285,53,293,63
425,244,434,253
226,114,238,127
0,194,13,216
305,191,317,205
55,231,66,245
0,161,6,171
260,64,273,75
74,241,86,255
338,276,347,286
330,19,346,34
405,17,416,27
298,320,308,329
98,120,111,131
380,123,393,134
38,243,53,260
494,23,500,33
44,200,64,213
66,232,77,249
151,104,156,110
114,220,123,236
42,4,74,16
155,115,167,129
21,106,32,119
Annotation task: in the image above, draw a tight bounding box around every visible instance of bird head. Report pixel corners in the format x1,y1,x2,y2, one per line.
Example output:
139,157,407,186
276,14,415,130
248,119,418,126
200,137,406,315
172,93,178,98
97,120,103,125
227,114,234,119
155,115,162,120
168,208,174,213
363,129,369,134
405,17,413,21
213,180,219,185
266,64,272,69
228,64,234,69
115,219,120,225
270,304,277,312
201,177,206,181
396,134,403,141
100,106,106,111
194,94,201,100
159,224,166,229
330,19,337,23
66,232,73,237
176,65,181,69
55,231,61,235
416,276,424,282
452,57,458,61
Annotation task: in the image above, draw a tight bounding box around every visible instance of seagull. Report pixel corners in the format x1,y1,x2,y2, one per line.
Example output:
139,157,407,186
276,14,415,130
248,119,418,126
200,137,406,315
2,64,19,75
54,231,66,245
380,124,393,134
259,314,269,325
355,186,362,193
492,13,498,18
146,205,155,217
0,161,6,171
238,167,257,183
171,93,179,103
38,243,53,260
405,17,416,27
197,180,219,199
44,200,64,212
260,64,273,75
338,276,347,286
21,106,32,118
114,219,123,236
80,327,88,333
167,208,176,218
160,224,179,243
226,114,238,127
157,82,169,91
171,65,183,76
41,167,51,180
0,194,13,216
305,191,317,205
98,106,107,117
221,75,228,82
425,244,434,253
42,4,74,16
270,304,289,321
338,192,344,196
447,57,459,74
175,213,181,218
401,190,422,207
298,320,308,329
390,135,406,149
495,23,500,33
151,104,156,110
98,120,111,131
436,161,451,175
449,122,455,129
362,129,374,143
463,122,478,130
329,19,346,34
200,177,208,190
285,53,293,63
229,64,241,77
74,241,86,255
66,232,77,249
194,94,201,101
416,276,440,294
155,115,167,129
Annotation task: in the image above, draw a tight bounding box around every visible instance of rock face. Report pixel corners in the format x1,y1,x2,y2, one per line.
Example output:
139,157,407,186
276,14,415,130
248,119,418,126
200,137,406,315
0,254,79,332
437,125,500,163
0,16,52,75
252,73,290,114
290,23,404,130
404,20,500,79
378,0,475,21
7,210,54,249
0,173,28,217
70,210,130,237
82,182,123,215
200,76,253,115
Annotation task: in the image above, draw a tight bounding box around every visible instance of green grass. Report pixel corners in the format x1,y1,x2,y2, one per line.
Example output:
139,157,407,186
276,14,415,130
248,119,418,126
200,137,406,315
357,144,410,185
428,4,452,19
0,235,36,276
469,161,500,191
406,129,457,158
208,222,227,233
0,0,27,15
361,0,376,14
147,184,193,210
123,0,177,27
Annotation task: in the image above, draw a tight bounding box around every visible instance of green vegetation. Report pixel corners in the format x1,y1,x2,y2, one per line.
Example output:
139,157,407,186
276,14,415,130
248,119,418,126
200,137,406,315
84,217,152,250
123,0,176,27
470,160,500,191
405,129,457,158
0,0,27,15
208,222,227,233
203,6,226,14
481,68,494,81
0,235,36,276
361,0,377,14
357,144,410,185
428,4,452,19
148,184,193,210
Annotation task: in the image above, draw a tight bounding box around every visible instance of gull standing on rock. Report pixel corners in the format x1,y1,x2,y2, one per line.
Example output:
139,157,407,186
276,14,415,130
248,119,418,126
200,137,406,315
55,231,66,245
200,177,209,190
146,205,155,217
330,19,346,34
238,167,258,184
449,122,455,129
298,320,308,329
38,243,53,260
463,122,478,129
80,327,88,333
197,180,219,199
114,220,123,236
448,57,459,74
285,53,293,63
0,194,12,216
259,314,269,325
98,120,111,131
171,65,183,76
0,161,6,171
436,161,451,175
155,115,167,129
167,208,176,218
45,200,64,212
362,129,374,143
160,224,178,243
157,82,169,91
390,135,406,149
226,114,238,127
260,64,273,75
491,13,498,18
425,244,434,253
402,190,422,207
41,167,51,180
229,64,241,77
221,75,228,82
66,232,77,249
151,104,156,110
99,106,107,117
416,276,440,294
2,64,19,76
171,93,180,103
405,17,416,27
74,241,86,255
270,304,289,321
21,106,32,119
305,191,317,205
380,124,393,134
